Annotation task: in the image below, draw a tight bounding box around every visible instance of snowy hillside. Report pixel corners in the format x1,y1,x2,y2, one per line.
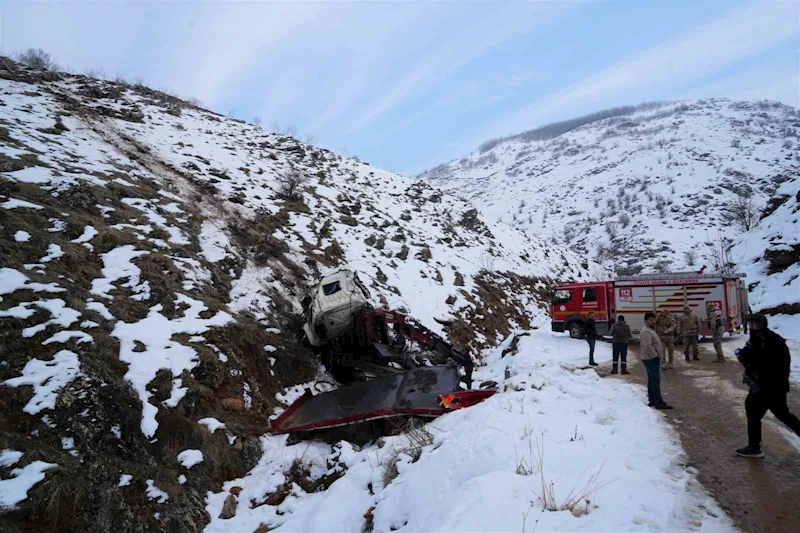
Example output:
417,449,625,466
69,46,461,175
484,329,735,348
731,173,800,315
0,59,597,531
421,98,799,275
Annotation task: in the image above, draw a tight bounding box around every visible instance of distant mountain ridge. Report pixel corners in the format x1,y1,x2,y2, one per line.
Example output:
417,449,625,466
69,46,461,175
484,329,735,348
421,98,799,281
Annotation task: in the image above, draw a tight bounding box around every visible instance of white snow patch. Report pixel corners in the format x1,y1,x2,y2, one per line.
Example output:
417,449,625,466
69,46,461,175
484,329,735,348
178,474,187,485
122,197,189,245
3,350,81,414
42,330,94,345
46,218,66,232
198,418,226,433
70,225,98,250
14,230,30,242
119,474,133,487
263,345,277,353
91,245,149,299
113,178,138,187
0,267,64,296
39,244,64,263
0,450,23,467
177,449,204,469
86,301,114,320
112,293,233,437
0,460,58,507
1,198,44,210
61,437,78,456
21,299,81,338
2,166,53,183
198,221,232,262
146,480,169,503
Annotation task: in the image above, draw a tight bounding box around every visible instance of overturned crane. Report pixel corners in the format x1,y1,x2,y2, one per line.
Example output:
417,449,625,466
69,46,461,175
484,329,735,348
300,269,473,387
275,269,491,440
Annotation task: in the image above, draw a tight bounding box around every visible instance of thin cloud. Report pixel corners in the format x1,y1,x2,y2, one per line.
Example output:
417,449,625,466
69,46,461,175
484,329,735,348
163,3,337,104
487,1,799,138
342,3,550,135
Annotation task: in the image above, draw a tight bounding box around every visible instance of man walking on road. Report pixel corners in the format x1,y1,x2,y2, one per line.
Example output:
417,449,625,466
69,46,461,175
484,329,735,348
640,312,673,410
656,309,677,370
586,312,599,367
706,302,725,362
610,315,631,375
678,305,701,361
735,313,800,458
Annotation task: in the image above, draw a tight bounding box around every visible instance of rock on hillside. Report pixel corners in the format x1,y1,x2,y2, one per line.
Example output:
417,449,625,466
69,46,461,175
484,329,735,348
731,173,800,315
422,98,799,275
0,58,593,531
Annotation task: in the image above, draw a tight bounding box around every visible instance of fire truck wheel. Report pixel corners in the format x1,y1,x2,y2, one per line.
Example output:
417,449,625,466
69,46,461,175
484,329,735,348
568,321,585,339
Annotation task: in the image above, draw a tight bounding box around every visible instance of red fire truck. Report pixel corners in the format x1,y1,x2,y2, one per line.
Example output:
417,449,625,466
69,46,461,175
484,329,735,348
551,272,750,338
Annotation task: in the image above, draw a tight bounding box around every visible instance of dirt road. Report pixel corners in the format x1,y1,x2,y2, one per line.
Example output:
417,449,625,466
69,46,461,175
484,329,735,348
604,338,800,533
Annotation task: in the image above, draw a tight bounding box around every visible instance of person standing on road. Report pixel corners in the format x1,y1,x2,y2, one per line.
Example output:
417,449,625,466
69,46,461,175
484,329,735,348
706,302,725,363
735,313,800,458
656,309,677,370
678,305,701,361
610,315,631,375
586,312,599,367
639,312,673,410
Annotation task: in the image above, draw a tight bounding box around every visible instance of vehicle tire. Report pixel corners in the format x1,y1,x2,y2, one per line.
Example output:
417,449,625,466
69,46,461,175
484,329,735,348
568,322,585,339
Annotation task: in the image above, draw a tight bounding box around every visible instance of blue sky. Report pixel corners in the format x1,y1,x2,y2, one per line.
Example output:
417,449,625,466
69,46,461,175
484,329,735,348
2,0,797,174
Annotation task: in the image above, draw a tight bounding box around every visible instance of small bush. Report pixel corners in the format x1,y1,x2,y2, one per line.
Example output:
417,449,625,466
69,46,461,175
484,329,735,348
276,168,309,200
15,48,58,71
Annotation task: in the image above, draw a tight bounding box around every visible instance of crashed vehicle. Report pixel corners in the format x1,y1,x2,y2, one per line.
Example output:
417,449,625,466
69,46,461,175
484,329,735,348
274,269,494,440
299,269,474,384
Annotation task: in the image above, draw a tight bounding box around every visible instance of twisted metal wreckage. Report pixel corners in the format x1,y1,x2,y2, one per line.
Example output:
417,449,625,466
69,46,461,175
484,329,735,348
270,270,496,440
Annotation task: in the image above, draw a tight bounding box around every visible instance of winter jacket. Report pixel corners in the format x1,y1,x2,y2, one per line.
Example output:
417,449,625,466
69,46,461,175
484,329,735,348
678,311,701,336
610,321,632,344
736,328,792,394
586,319,598,340
639,325,664,360
655,314,677,340
706,310,723,332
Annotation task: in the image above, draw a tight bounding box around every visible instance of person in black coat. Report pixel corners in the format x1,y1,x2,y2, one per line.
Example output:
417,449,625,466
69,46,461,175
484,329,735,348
586,312,598,367
735,313,800,457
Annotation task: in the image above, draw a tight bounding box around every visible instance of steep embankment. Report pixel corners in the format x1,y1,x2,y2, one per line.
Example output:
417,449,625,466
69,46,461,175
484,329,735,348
0,59,594,531
422,99,798,275
731,174,800,315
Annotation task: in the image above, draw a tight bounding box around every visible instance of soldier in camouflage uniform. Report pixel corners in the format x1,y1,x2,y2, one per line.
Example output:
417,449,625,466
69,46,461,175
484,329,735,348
706,302,725,362
656,309,677,370
678,304,701,361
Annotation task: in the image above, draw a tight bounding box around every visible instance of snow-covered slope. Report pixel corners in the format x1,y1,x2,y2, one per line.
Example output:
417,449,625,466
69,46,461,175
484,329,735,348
0,60,596,531
421,99,799,275
731,174,800,315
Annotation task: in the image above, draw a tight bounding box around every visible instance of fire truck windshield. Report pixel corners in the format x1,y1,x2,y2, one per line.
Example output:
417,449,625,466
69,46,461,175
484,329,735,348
553,289,572,304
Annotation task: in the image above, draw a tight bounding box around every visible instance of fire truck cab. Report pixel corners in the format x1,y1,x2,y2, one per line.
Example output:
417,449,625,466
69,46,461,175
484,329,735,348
551,281,616,338
551,272,749,339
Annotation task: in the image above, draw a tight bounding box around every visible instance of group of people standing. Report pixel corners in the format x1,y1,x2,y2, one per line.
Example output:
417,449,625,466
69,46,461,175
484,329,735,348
582,308,800,457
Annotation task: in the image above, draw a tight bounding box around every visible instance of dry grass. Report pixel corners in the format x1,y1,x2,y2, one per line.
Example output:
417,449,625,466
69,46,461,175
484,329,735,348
381,419,435,487
524,430,612,517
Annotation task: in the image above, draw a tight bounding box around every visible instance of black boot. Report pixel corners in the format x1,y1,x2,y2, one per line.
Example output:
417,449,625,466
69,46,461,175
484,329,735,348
611,363,618,374
621,364,630,375
589,359,599,367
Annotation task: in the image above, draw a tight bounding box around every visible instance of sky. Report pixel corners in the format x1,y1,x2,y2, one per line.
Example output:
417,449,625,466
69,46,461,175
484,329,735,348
1,0,797,174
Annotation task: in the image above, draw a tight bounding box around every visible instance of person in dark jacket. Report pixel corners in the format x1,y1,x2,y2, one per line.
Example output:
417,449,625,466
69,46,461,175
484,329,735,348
735,313,800,457
586,312,598,367
610,315,632,375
